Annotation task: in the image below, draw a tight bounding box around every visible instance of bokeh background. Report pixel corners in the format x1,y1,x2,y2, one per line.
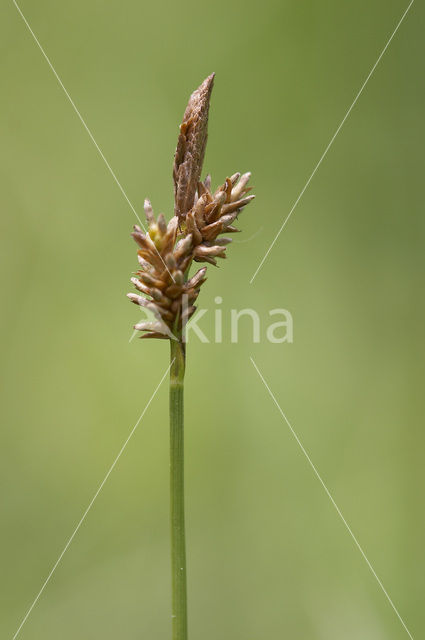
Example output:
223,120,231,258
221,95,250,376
1,1,423,638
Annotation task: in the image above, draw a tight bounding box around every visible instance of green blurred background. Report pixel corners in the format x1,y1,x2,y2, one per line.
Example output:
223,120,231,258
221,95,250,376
1,0,423,637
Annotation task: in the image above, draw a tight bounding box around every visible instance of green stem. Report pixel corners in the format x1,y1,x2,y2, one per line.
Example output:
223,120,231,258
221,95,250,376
169,338,187,640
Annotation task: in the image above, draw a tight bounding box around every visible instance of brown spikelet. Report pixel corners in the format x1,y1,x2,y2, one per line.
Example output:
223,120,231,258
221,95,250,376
173,73,215,221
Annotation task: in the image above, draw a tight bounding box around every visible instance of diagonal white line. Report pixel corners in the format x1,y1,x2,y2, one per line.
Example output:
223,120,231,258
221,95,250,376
12,0,175,283
11,360,174,640
250,356,414,640
12,0,143,227
249,0,415,284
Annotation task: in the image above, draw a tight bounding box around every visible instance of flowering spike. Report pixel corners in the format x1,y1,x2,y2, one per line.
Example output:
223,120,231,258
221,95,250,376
128,74,255,338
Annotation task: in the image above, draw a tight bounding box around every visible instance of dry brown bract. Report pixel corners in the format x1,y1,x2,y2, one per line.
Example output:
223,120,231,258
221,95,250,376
127,74,255,340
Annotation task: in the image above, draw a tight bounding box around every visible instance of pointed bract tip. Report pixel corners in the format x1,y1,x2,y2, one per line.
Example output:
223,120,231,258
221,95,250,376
205,72,215,85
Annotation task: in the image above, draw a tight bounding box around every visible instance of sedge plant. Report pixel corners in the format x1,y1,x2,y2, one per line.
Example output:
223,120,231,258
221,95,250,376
127,73,254,640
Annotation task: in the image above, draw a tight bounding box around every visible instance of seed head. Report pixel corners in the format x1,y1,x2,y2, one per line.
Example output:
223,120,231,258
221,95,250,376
128,74,255,340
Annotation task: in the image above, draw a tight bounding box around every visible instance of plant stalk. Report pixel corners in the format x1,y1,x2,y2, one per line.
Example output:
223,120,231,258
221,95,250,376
169,337,187,640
